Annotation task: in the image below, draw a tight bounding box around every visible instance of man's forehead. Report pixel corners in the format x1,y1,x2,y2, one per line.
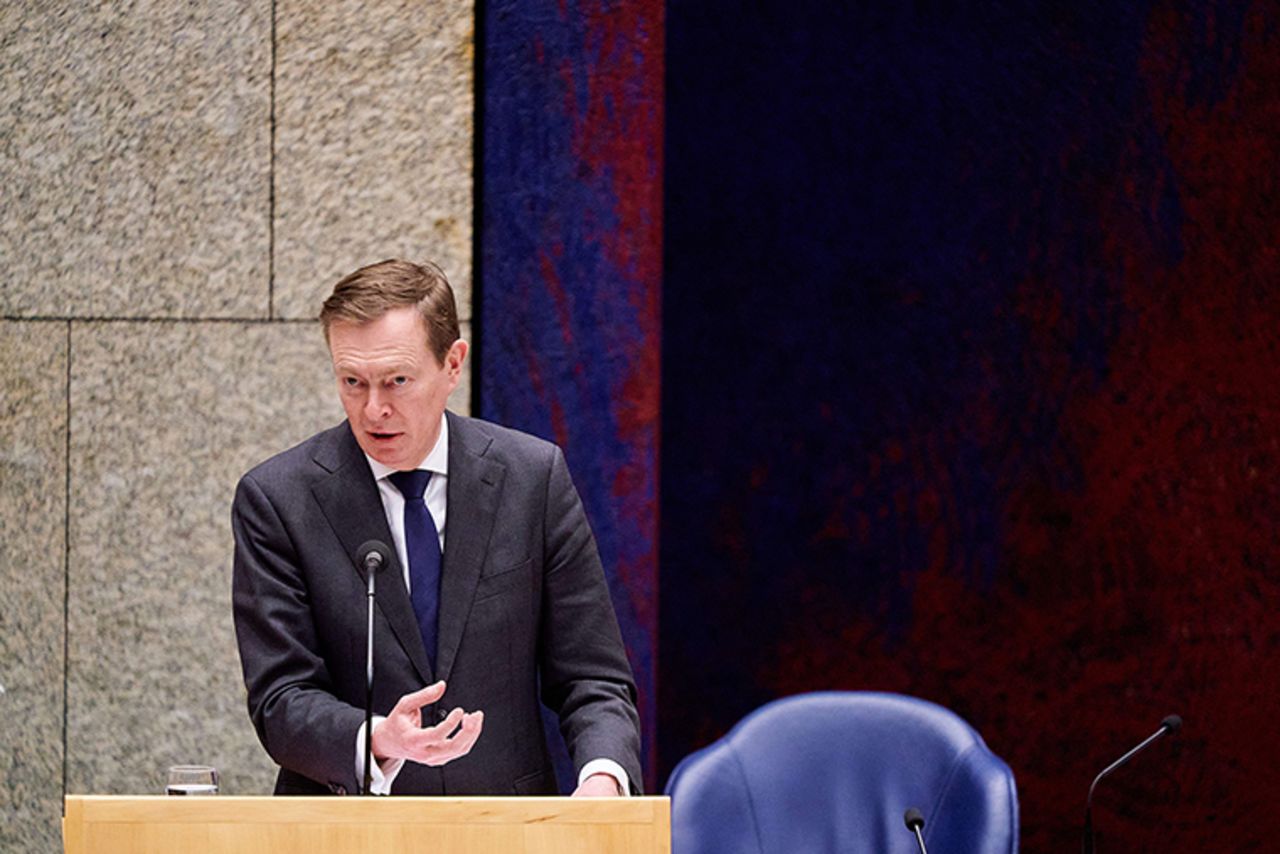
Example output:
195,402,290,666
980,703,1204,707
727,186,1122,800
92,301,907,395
332,350,420,365
330,341,425,372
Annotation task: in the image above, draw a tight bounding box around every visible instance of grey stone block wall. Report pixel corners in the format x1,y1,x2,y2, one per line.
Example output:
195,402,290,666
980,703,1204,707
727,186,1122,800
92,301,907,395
1,2,473,851
273,1,475,321
0,323,68,854
1,1,272,319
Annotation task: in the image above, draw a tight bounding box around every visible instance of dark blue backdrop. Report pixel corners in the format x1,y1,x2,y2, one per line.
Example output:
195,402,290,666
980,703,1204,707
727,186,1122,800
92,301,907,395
659,2,1278,851
479,0,1280,848
478,0,662,790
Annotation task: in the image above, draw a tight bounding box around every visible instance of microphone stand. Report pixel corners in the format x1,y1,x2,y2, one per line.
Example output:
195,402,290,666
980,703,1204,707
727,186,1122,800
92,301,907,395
363,554,378,795
1083,715,1182,853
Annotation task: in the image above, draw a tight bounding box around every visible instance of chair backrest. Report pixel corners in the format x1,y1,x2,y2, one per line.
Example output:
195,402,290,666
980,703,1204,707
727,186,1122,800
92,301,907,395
665,691,1018,854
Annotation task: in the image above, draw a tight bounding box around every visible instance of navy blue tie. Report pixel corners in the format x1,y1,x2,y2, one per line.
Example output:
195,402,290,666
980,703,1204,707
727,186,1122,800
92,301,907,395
388,470,441,667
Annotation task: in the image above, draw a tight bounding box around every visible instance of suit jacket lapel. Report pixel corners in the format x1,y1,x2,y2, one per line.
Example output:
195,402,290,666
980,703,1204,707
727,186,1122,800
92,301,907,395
436,412,506,684
311,423,435,686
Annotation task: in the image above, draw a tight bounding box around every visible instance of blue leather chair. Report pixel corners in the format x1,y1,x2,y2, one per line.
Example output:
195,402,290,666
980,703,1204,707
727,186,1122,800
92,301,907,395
665,692,1018,854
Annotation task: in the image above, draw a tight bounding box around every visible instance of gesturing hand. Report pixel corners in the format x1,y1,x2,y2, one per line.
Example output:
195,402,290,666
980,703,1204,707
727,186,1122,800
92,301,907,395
371,681,484,767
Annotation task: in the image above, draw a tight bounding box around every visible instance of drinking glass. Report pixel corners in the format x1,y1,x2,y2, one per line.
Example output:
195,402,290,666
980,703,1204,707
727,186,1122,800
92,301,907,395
166,765,219,795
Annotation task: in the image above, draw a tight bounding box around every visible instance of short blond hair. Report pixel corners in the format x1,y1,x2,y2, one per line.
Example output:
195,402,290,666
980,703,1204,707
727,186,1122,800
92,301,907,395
319,259,460,363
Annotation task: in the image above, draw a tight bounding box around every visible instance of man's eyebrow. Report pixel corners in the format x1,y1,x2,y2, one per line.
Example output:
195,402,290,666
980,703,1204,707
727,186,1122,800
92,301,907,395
333,359,416,375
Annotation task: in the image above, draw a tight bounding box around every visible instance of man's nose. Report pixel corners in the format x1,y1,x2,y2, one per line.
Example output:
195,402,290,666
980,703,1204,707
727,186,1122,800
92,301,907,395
364,388,391,420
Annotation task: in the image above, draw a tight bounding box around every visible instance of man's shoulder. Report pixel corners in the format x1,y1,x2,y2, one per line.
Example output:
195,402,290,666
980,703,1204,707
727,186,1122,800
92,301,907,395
449,412,560,465
239,422,355,492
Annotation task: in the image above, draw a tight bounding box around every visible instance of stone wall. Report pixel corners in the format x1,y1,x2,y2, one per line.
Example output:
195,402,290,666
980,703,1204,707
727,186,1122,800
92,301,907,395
1,3,473,849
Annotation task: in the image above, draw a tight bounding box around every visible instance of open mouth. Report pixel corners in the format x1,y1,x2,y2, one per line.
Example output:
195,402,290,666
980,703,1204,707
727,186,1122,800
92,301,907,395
369,431,402,442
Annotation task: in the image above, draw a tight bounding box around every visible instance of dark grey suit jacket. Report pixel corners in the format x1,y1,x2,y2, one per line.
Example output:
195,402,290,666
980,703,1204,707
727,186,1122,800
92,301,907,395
231,411,641,795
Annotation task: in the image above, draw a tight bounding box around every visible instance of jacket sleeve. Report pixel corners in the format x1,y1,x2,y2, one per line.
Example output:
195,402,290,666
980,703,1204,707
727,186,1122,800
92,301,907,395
536,446,644,793
231,472,366,794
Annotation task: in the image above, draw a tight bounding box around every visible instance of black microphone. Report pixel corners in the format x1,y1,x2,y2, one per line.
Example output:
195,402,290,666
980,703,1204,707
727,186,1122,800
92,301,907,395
1083,714,1182,853
904,808,929,854
355,540,389,795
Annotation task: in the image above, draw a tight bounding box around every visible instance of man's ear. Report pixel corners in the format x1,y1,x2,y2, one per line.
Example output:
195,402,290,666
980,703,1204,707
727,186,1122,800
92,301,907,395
446,339,469,375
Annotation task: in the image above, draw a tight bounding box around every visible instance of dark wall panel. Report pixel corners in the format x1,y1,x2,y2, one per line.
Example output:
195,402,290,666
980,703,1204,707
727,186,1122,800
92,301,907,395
660,2,1279,849
479,0,663,791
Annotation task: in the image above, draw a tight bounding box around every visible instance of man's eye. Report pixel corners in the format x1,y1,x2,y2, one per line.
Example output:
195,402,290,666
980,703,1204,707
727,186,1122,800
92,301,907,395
392,376,408,386
343,377,361,387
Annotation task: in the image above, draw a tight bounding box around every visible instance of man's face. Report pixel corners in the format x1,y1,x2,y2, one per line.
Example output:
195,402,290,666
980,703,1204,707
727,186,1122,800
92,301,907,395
328,306,467,470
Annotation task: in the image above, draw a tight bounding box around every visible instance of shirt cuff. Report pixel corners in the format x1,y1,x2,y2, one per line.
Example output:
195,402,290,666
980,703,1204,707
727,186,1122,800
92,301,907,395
355,716,406,795
578,758,630,796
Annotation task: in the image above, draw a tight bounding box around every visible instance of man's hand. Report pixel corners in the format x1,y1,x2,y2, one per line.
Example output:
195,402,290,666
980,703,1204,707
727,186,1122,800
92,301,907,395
571,772,624,797
371,681,483,766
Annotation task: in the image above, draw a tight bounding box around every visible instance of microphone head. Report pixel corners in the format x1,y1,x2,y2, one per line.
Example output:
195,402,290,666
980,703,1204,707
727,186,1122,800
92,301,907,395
356,540,389,573
1161,714,1183,734
904,807,925,831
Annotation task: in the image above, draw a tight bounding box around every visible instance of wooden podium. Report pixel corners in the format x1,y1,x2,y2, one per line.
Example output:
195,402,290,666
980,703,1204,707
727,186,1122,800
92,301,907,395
63,795,670,854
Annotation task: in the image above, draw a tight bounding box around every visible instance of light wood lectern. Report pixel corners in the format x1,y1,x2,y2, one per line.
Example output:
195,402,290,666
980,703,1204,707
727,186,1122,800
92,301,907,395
63,795,671,854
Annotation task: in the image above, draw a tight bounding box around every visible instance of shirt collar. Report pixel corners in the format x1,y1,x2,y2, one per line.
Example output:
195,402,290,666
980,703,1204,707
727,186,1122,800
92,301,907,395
364,412,450,480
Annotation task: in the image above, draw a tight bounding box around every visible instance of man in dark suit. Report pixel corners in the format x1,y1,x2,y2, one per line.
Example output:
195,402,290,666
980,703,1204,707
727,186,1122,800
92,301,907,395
232,259,641,797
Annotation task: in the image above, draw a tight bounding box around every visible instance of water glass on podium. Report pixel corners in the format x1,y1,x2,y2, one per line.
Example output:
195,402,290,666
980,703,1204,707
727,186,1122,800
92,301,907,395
166,765,219,795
